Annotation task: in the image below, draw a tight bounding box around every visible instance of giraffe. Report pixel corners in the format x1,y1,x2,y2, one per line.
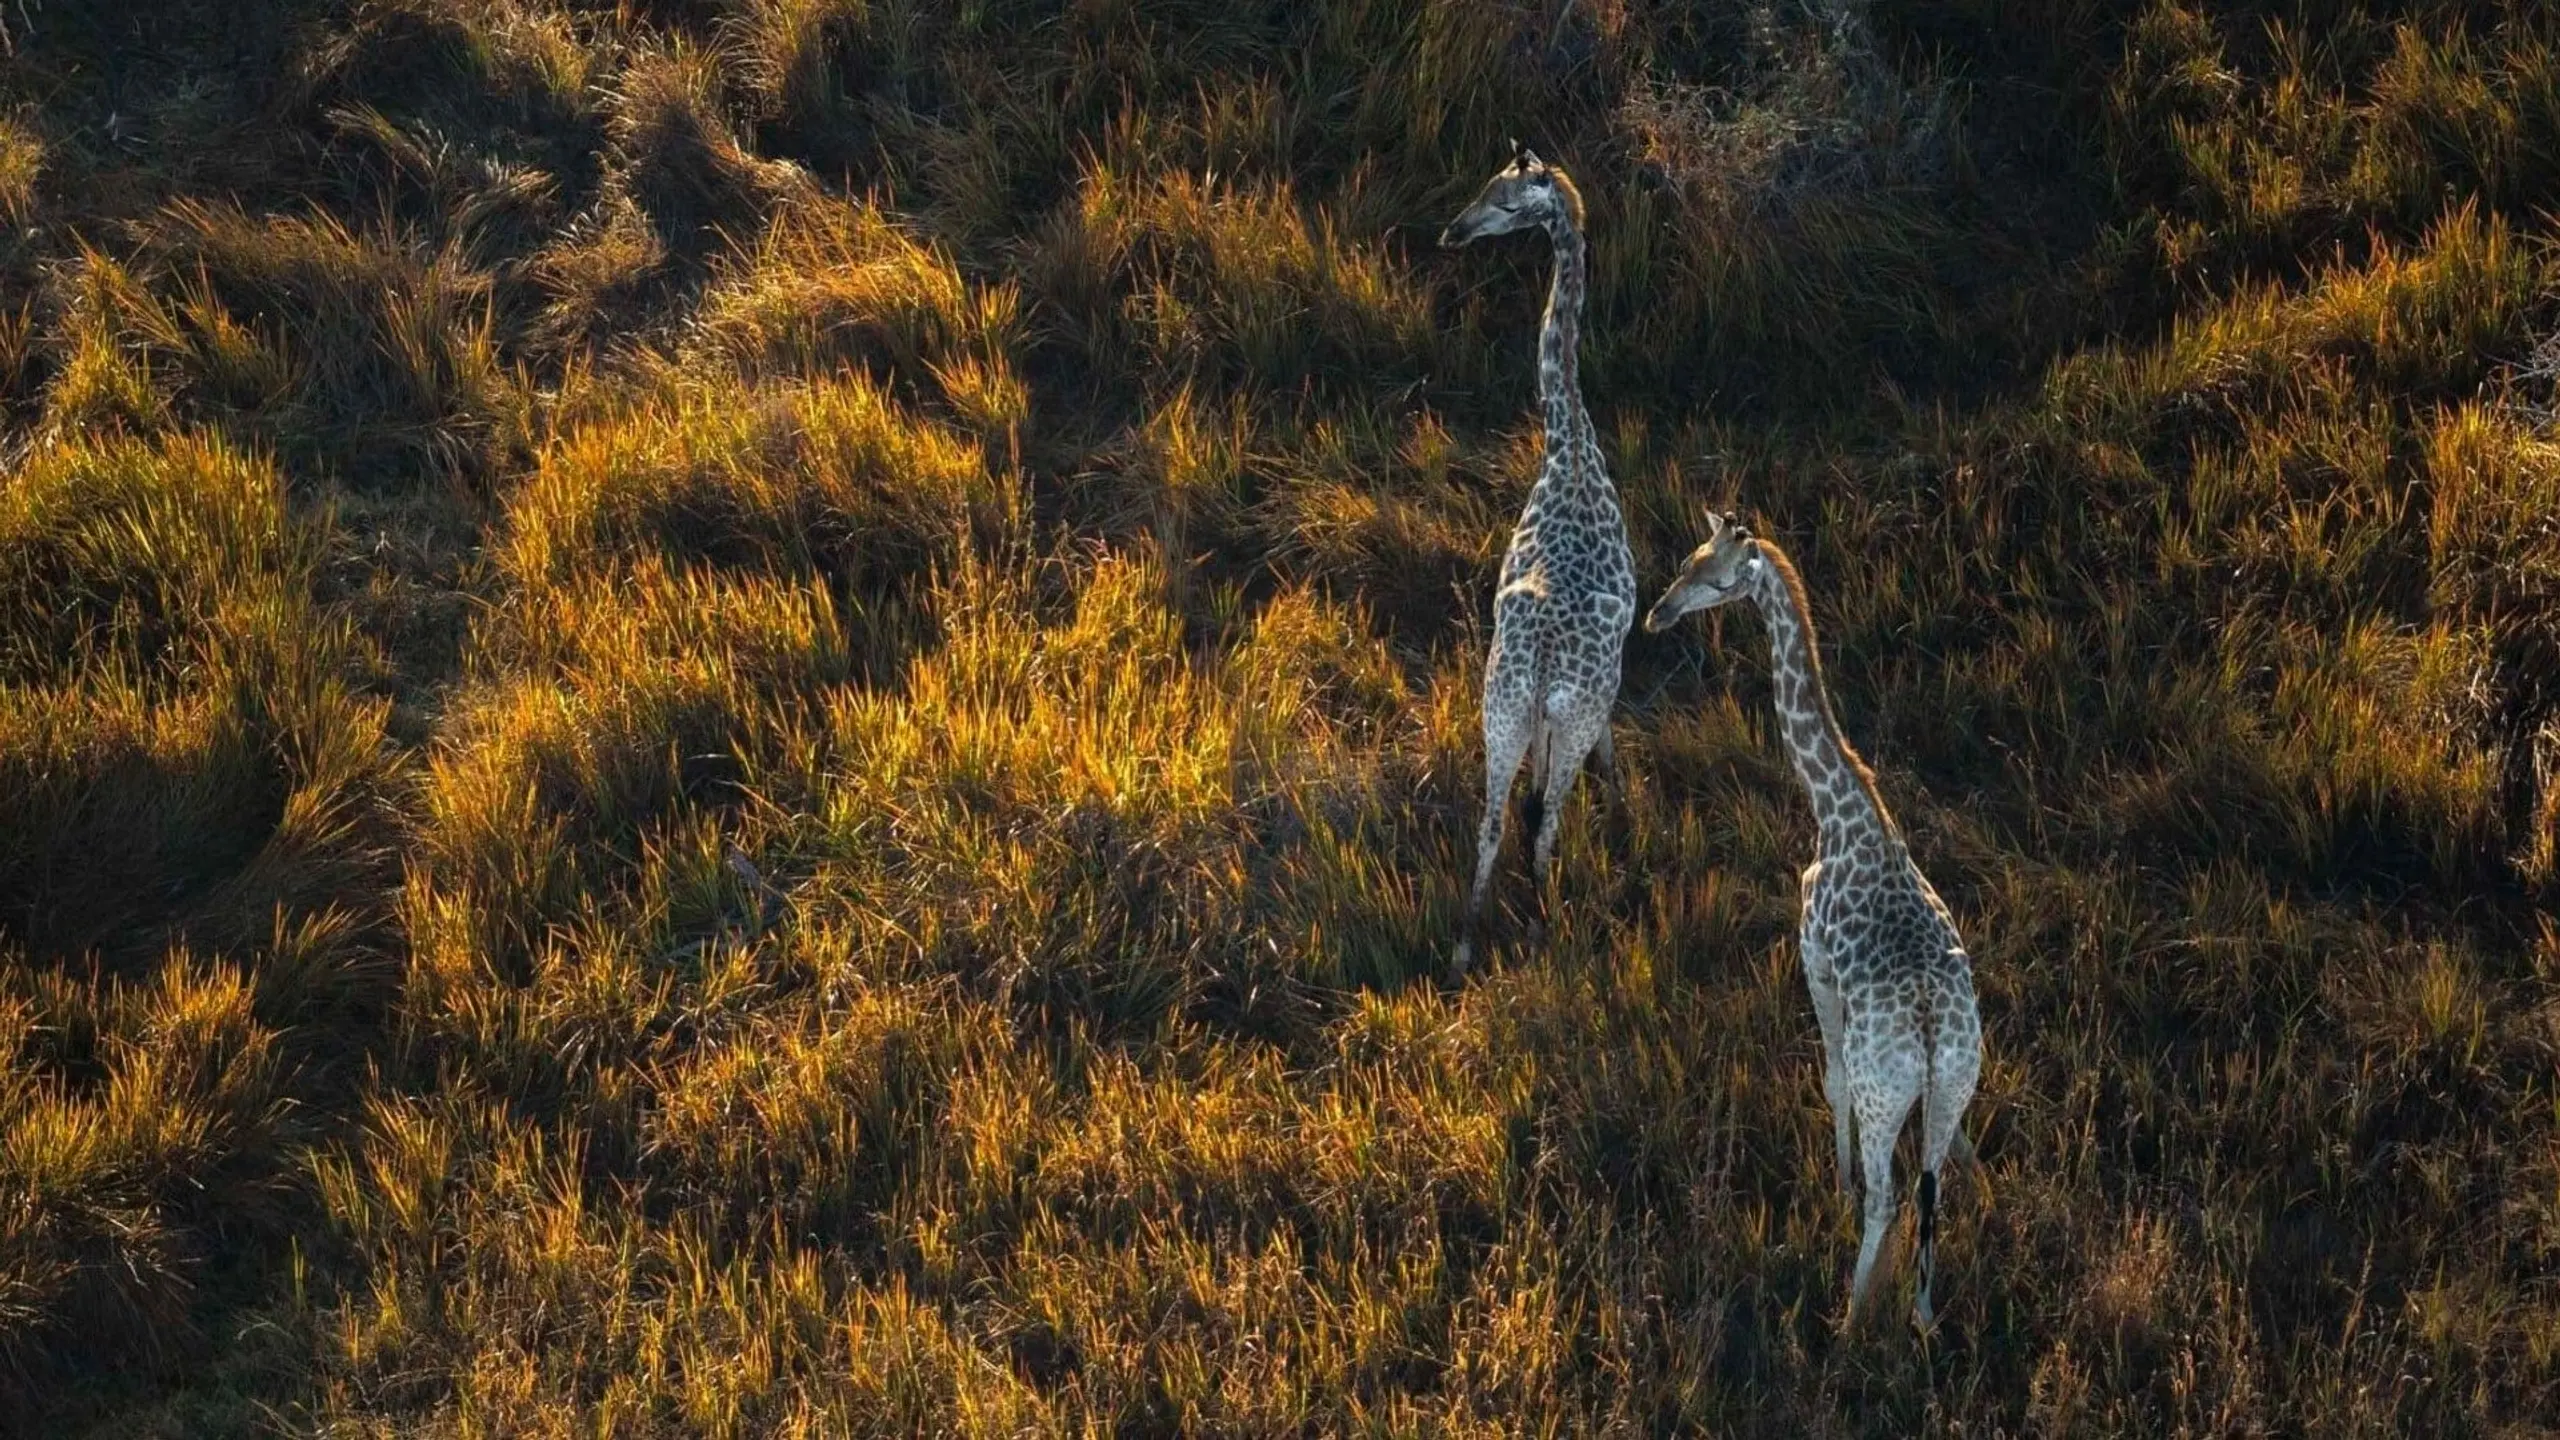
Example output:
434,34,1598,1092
1439,146,1636,982
1644,512,1983,1330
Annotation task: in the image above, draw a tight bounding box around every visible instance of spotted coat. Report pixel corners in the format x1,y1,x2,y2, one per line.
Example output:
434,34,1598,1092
1445,157,1636,979
1746,540,1982,1329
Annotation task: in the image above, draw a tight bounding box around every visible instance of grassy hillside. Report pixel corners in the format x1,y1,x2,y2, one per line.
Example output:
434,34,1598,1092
1,0,2555,1433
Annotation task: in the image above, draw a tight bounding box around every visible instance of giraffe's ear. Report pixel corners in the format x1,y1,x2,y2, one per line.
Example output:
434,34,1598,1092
1516,145,1542,172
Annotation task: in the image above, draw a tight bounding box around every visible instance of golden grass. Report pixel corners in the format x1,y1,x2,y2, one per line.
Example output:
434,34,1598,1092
0,114,37,226
1,0,2556,1434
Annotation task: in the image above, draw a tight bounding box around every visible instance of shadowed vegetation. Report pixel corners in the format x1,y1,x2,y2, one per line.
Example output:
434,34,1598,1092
2,0,2557,1434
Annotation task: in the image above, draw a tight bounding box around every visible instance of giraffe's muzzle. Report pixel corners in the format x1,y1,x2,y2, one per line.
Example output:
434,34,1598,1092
1645,582,1728,633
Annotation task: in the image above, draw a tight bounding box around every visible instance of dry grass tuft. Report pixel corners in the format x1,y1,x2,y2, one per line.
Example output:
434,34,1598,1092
0,113,37,225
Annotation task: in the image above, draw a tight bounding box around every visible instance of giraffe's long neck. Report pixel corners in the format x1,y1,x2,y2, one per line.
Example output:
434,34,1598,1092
1746,542,1897,857
1535,211,1590,458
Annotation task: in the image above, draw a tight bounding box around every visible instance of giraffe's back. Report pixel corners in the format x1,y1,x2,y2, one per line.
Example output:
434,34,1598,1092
1498,443,1635,700
1808,851,1979,1046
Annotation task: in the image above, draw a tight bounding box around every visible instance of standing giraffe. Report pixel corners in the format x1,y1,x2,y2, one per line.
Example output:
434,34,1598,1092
1644,513,1983,1329
1439,146,1636,981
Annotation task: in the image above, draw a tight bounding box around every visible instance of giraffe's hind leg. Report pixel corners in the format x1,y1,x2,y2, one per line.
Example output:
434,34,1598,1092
1803,938,1855,1201
1584,724,1633,847
1914,1004,1984,1329
1846,1057,1923,1324
1515,716,1553,887
1530,694,1608,876
1453,636,1539,980
1515,781,1548,939
1587,726,1619,791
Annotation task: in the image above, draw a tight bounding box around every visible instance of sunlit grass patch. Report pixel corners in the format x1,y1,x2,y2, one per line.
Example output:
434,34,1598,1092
0,112,40,225
498,24,812,358
720,0,897,178
640,977,976,1241
2122,4,2560,277
0,426,389,1397
0,432,392,966
1076,381,1254,561
796,544,1463,1010
809,548,1279,1020
2419,400,2560,611
30,201,531,487
503,366,1008,596
1251,404,1509,630
409,650,794,984
303,1085,1032,1435
308,0,602,124
609,36,809,250
37,247,181,437
0,430,306,684
2258,617,2504,884
163,200,521,476
1027,162,1437,399
685,194,1026,437
0,953,284,1374
401,554,879,1111
2058,203,2548,440
488,555,854,693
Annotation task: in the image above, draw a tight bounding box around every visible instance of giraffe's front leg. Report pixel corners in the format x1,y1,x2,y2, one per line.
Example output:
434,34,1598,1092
1808,960,1853,1201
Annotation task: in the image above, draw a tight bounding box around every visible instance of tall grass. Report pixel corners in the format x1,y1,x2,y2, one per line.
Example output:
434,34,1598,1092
0,0,2555,1434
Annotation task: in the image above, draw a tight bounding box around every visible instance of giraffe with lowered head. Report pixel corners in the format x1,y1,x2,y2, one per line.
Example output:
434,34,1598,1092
1645,512,1983,1329
1438,146,1636,981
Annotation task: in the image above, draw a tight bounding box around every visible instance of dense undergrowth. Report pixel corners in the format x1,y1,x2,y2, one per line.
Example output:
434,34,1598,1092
1,0,2555,1433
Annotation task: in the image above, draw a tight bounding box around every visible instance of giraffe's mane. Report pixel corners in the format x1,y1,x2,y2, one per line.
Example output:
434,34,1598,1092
1753,536,1900,836
1544,166,1587,233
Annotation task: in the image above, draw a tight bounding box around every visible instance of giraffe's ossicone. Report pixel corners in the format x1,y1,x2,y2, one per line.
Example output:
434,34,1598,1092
1647,513,1985,1332
1440,148,1637,982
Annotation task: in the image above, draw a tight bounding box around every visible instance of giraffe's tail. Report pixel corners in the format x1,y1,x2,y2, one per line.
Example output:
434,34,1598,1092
1915,1005,1941,1320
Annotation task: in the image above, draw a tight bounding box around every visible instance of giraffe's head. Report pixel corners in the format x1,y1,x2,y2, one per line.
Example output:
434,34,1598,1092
1439,144,1586,248
1644,512,1761,632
